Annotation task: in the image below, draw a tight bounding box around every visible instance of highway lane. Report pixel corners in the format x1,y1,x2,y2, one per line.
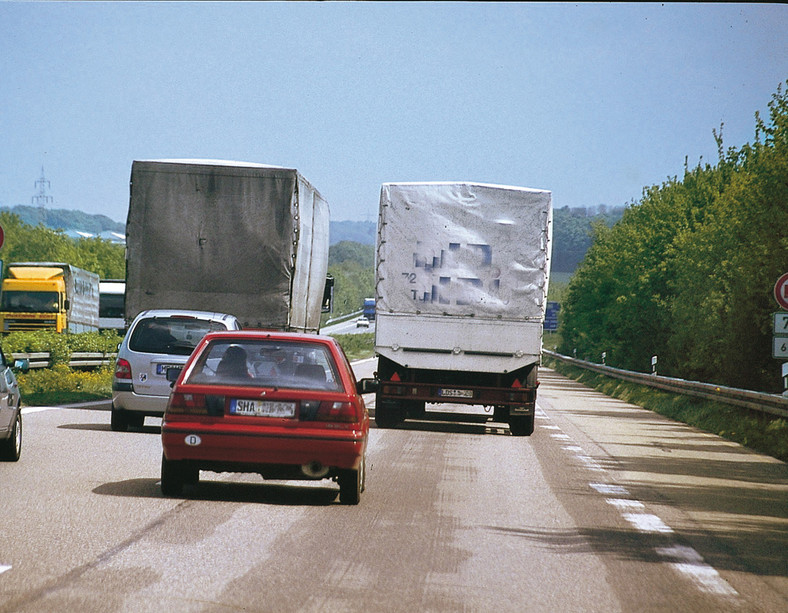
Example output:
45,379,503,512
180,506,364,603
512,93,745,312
321,318,374,336
0,365,785,612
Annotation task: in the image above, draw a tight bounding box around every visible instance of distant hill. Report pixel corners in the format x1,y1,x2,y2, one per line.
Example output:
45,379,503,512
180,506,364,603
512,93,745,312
0,205,624,273
329,220,376,245
2,205,371,246
0,205,125,234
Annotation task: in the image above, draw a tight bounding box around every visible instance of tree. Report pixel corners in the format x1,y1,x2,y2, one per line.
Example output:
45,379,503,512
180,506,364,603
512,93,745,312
0,212,125,279
559,80,788,391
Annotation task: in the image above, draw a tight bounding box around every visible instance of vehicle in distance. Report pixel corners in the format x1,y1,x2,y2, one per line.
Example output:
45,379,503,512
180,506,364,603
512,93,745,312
99,279,126,332
160,330,369,504
0,346,29,461
111,309,241,431
0,262,99,333
362,298,375,321
355,316,370,328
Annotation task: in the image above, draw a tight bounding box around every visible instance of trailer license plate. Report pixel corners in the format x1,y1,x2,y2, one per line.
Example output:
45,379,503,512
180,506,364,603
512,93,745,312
438,388,473,399
230,399,296,418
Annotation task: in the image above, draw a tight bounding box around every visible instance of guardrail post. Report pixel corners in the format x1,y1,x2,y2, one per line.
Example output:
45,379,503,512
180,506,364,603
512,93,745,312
782,363,788,397
601,352,606,365
651,355,658,376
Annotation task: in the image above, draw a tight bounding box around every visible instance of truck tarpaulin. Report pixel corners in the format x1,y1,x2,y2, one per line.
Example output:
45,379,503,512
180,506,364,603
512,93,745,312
126,160,329,332
377,182,552,321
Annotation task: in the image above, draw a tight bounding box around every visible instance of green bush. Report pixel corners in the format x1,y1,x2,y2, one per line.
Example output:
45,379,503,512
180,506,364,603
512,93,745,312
3,330,121,366
17,364,114,406
11,330,376,407
3,331,120,405
334,332,375,362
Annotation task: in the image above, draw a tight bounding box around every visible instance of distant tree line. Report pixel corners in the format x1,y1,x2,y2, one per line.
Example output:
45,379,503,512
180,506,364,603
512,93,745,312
325,241,375,319
559,82,788,392
0,212,125,279
551,206,624,272
0,205,125,234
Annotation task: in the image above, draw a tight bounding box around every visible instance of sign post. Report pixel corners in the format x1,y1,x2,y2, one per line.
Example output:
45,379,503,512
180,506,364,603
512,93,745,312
774,273,788,394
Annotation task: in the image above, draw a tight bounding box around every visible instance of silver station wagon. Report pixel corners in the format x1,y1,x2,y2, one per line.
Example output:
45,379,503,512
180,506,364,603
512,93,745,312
111,309,240,431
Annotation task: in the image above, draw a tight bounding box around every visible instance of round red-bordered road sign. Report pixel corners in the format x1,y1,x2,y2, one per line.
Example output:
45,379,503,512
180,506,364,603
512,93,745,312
775,273,788,310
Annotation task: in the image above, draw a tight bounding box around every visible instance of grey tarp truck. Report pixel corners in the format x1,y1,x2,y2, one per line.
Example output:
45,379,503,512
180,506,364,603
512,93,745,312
368,181,552,436
126,160,330,332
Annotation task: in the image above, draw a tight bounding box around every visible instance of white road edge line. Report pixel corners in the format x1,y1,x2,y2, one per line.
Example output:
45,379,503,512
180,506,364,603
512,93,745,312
21,406,61,415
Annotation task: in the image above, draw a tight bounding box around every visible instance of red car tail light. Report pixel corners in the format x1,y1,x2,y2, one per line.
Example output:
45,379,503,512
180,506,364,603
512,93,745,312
167,392,209,415
314,401,357,423
114,358,132,380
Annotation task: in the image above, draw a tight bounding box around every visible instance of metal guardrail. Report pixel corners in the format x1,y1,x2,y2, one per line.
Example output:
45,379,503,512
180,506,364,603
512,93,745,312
12,352,116,369
543,350,788,419
324,310,364,326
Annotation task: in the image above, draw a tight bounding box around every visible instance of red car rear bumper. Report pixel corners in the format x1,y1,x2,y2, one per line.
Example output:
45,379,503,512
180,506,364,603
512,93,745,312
162,420,367,470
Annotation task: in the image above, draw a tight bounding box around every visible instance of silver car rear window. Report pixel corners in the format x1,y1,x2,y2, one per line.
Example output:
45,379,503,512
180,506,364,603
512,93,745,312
129,317,228,356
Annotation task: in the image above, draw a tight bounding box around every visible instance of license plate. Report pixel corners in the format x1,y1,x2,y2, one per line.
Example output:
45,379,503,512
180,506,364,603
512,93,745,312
156,364,182,376
438,388,473,399
230,399,296,418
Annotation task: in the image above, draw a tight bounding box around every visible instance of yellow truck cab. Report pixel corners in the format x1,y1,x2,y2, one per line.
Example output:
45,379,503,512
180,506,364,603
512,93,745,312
0,263,100,333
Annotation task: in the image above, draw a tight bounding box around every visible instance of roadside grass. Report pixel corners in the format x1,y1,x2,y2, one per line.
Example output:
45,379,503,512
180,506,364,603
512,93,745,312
333,332,375,362
19,364,114,406
544,357,788,463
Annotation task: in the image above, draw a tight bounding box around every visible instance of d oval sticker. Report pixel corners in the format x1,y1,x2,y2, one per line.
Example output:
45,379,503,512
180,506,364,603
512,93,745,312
185,434,202,446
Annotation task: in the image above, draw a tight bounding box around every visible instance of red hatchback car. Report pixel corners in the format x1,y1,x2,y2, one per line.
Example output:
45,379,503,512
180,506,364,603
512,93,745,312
160,331,369,504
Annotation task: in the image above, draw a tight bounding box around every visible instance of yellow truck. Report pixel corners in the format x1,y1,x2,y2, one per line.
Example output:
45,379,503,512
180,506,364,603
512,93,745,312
0,263,100,333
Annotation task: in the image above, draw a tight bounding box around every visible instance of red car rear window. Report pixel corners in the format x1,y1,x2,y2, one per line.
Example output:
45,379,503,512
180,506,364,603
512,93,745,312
184,339,344,392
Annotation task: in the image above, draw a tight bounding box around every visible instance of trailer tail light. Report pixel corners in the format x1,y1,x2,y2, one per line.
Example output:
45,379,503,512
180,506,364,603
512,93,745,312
114,358,132,380
509,379,529,403
382,384,406,396
167,392,209,415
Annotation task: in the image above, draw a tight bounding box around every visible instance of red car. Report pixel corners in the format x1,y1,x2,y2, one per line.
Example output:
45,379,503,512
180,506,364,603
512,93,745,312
160,331,369,504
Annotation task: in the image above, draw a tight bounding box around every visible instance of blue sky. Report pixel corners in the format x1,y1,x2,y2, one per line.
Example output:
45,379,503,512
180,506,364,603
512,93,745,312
1,2,786,223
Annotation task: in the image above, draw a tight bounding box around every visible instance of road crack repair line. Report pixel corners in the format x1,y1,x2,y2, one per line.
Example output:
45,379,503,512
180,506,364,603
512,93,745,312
536,408,740,600
0,500,193,611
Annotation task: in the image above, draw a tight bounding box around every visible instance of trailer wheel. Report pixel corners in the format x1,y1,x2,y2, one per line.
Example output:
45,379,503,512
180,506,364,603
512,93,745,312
374,397,403,428
509,415,535,436
493,406,509,423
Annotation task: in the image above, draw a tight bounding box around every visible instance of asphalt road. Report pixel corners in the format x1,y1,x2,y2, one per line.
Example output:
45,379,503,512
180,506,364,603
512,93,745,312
0,364,785,612
321,318,374,336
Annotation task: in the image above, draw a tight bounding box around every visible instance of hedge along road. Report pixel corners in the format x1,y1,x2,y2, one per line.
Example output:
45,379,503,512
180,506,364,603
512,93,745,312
0,363,786,612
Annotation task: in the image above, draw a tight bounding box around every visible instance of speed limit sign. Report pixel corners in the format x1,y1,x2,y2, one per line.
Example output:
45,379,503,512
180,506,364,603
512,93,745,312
775,273,788,310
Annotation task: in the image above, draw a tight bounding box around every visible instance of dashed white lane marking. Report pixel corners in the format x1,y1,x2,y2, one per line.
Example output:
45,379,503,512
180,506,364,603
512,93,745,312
656,546,739,597
590,482,629,497
0,565,11,575
622,512,674,534
543,413,739,600
606,498,645,511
